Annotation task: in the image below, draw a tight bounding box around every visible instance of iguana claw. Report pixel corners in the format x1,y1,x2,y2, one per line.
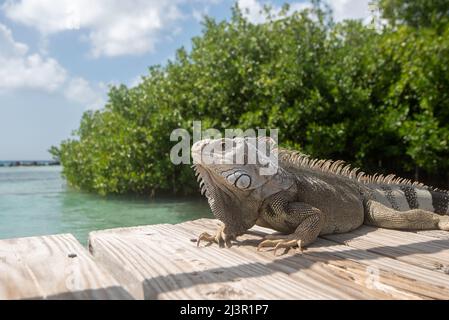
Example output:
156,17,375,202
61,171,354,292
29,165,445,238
196,232,216,247
257,238,303,256
197,226,234,248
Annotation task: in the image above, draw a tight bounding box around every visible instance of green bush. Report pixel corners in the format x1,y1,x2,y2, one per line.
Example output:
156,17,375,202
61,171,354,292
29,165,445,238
54,1,449,195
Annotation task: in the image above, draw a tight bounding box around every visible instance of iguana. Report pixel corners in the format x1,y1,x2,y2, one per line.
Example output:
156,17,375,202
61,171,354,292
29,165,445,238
192,137,449,255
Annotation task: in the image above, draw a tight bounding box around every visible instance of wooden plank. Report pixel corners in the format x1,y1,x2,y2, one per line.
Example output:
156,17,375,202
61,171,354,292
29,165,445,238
89,218,449,299
323,226,449,275
179,219,449,300
155,223,389,299
304,240,449,300
89,224,335,299
415,230,449,240
177,220,395,299
89,222,376,300
0,234,132,300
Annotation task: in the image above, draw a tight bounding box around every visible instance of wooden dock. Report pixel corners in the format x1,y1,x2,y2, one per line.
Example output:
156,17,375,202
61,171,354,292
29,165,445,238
1,218,449,299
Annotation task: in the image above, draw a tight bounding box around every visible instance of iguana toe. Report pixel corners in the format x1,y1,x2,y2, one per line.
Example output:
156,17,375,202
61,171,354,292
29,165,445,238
197,226,235,248
257,239,281,251
273,240,302,256
257,238,302,255
197,232,216,247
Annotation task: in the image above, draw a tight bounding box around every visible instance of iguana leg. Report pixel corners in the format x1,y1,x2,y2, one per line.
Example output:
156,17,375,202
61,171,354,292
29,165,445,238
197,224,236,248
257,201,325,255
365,200,449,230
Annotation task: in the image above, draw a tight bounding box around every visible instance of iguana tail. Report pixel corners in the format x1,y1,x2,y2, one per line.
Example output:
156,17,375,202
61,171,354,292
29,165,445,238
367,184,449,214
364,184,449,231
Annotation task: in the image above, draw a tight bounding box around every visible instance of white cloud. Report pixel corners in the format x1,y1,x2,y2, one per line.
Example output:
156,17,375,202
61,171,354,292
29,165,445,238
64,77,106,110
237,0,265,24
0,23,28,56
2,0,376,59
237,0,311,24
289,2,313,13
236,0,373,24
2,0,185,58
327,0,372,22
0,23,104,109
0,23,67,92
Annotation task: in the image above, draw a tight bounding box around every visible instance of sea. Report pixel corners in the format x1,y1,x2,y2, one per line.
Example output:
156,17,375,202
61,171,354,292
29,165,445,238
0,165,211,245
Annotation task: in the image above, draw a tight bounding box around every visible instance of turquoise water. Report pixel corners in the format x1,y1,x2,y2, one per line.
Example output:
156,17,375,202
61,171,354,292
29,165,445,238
0,166,211,245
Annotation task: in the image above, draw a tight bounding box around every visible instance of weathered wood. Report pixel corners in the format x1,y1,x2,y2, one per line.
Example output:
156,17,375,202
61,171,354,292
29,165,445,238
89,219,449,300
3,218,449,300
323,226,449,275
89,224,349,299
182,219,449,300
179,220,395,299
0,234,132,300
415,230,449,240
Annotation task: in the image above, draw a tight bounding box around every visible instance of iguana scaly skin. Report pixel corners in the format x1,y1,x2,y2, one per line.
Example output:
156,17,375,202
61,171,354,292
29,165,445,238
192,137,449,255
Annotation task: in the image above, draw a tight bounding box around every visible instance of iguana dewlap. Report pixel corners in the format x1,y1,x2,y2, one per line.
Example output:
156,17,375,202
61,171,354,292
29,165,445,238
192,137,449,255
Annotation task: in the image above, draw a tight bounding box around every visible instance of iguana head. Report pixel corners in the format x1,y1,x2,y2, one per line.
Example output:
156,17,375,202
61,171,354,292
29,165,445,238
191,137,292,234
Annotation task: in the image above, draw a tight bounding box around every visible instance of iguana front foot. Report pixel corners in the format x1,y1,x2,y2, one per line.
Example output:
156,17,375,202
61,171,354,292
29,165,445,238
197,225,235,248
257,237,303,256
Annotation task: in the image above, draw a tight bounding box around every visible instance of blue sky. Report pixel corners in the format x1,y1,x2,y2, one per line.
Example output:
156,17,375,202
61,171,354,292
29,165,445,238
0,0,371,160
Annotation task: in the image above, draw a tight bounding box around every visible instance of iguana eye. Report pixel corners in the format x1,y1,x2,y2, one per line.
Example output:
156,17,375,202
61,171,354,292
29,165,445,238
225,172,238,184
235,174,251,189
